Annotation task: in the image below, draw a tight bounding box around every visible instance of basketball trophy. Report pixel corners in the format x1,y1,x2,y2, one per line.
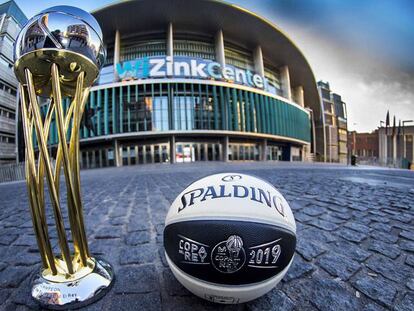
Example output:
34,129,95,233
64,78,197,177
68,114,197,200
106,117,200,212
14,6,113,309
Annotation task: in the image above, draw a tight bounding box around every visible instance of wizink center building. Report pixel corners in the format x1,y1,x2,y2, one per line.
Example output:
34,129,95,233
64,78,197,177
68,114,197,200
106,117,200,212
34,0,322,168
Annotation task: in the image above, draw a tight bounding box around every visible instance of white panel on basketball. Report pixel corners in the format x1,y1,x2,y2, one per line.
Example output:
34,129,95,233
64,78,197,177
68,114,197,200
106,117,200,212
163,173,297,304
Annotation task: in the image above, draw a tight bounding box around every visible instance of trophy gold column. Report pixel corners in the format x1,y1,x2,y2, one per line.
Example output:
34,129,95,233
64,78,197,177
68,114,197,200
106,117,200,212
13,6,113,309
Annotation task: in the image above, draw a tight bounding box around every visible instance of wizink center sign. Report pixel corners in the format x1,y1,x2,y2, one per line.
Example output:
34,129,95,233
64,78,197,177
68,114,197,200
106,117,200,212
116,56,271,91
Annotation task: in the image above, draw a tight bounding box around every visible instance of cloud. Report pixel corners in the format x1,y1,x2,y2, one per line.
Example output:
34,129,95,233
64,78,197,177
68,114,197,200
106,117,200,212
231,0,414,132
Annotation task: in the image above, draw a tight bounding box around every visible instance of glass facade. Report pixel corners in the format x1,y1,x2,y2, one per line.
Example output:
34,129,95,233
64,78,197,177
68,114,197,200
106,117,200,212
173,39,215,60
41,82,310,147
121,40,167,61
224,43,254,71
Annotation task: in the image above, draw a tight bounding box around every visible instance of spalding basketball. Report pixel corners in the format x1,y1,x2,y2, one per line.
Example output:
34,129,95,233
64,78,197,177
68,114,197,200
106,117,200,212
163,173,296,304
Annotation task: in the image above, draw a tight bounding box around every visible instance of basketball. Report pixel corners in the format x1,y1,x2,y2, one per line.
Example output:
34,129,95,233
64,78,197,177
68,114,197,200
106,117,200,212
163,173,296,304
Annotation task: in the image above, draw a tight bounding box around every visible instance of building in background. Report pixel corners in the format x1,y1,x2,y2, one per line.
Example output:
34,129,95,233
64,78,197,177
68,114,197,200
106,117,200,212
348,130,379,159
0,0,26,164
317,81,348,163
17,0,324,168
378,124,414,169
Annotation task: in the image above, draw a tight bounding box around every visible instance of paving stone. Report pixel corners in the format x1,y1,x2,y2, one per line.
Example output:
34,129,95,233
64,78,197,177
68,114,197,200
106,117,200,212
369,215,390,223
286,276,362,311
110,292,162,310
362,303,387,311
407,279,414,291
246,289,294,311
114,265,158,294
406,255,414,267
366,255,411,283
317,253,360,280
296,239,326,261
162,268,191,296
12,235,35,247
119,244,158,265
326,204,349,214
344,222,371,233
336,227,367,243
394,293,414,311
0,266,32,288
94,226,123,239
294,212,314,223
353,274,397,307
348,203,368,211
370,222,393,232
283,256,315,282
331,212,351,220
309,219,338,231
391,214,413,223
368,239,401,259
319,213,347,224
300,227,336,243
329,240,371,262
125,231,151,246
303,206,326,216
400,240,414,252
400,231,414,241
0,288,12,303
370,230,398,243
0,235,18,246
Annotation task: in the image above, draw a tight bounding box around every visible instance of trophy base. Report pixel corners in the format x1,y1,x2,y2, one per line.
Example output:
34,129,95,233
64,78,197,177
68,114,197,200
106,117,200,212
31,258,114,310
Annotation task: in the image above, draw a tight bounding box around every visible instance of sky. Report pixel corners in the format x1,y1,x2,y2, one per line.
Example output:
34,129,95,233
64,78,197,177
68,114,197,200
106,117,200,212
13,0,414,133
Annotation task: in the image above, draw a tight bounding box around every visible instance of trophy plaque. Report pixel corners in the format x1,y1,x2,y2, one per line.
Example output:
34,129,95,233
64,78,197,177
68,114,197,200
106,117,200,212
13,6,113,309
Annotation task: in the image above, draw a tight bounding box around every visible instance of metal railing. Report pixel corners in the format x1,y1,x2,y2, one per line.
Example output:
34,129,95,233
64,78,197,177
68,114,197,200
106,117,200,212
0,162,25,183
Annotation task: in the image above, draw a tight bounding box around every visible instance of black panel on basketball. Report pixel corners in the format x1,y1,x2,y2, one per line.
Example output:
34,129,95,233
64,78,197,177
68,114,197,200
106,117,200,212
164,220,296,285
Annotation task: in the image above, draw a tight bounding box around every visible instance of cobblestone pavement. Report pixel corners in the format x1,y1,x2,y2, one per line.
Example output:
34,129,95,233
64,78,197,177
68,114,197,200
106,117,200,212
0,162,413,311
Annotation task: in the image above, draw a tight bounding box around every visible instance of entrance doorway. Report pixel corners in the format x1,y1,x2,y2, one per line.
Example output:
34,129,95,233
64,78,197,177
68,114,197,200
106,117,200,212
175,142,221,163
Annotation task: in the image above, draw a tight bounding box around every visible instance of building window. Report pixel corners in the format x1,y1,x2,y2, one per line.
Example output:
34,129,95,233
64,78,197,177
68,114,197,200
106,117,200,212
0,57,10,68
264,62,282,96
173,39,215,60
120,39,166,61
224,43,254,71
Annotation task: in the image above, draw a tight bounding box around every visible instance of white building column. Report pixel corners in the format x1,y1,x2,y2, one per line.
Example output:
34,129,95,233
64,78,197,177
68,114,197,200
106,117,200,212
114,139,121,167
253,46,264,76
403,134,406,158
393,134,397,163
215,30,225,67
261,139,267,161
223,136,229,162
412,135,414,163
280,65,292,101
293,85,305,107
114,30,121,81
167,22,173,57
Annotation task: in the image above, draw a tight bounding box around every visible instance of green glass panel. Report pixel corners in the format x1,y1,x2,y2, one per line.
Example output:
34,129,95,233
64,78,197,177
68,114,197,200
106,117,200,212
226,88,232,131
231,88,238,131
205,84,210,130
104,88,108,135
198,84,203,129
219,86,226,130
212,85,218,130
112,87,116,134
127,85,131,132
237,89,244,132
89,92,95,137
97,90,101,136
249,92,255,132
119,86,123,133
